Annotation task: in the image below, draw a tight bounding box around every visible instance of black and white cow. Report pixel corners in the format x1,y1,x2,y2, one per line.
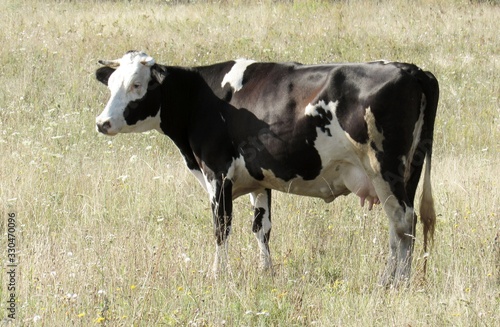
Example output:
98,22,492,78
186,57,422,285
95,51,439,286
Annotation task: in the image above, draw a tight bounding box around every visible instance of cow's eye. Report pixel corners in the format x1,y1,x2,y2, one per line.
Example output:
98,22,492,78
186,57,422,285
132,83,141,90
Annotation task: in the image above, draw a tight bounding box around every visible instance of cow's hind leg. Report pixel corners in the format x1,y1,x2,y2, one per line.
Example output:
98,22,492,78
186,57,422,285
211,177,233,276
250,189,272,270
372,175,416,287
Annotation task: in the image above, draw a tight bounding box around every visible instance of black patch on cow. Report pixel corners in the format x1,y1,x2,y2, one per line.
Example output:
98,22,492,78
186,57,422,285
252,207,266,233
311,106,333,136
123,79,162,126
325,68,369,144
288,82,294,93
224,106,322,182
212,178,233,245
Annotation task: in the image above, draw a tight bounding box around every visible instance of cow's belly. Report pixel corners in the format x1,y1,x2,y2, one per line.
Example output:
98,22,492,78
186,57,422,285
230,156,379,206
261,161,377,202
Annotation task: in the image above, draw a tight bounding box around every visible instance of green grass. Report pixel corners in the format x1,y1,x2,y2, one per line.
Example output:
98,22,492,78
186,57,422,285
1,0,499,326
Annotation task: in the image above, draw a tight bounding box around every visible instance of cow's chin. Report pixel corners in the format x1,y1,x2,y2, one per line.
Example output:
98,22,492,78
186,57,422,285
95,125,121,136
120,122,158,134
111,122,141,135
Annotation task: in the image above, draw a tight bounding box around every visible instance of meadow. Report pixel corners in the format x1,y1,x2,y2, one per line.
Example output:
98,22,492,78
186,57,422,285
0,0,498,325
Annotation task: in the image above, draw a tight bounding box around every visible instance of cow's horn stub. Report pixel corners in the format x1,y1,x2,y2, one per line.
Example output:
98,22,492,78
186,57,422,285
140,56,155,67
98,59,120,68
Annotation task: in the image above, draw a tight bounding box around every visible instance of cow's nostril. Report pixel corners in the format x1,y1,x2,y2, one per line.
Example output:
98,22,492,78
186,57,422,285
97,120,112,134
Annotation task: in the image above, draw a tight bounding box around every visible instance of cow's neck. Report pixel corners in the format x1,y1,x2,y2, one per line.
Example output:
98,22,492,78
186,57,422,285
158,65,230,171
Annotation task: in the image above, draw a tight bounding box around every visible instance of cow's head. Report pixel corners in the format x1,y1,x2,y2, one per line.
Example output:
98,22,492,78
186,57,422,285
95,51,166,136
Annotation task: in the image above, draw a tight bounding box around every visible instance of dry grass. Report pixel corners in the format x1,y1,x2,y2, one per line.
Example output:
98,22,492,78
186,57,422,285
0,0,498,326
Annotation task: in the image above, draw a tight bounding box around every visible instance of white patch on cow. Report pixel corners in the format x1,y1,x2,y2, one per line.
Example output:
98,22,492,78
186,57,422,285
345,107,384,175
304,100,380,207
203,175,217,205
370,175,403,218
226,160,237,180
404,94,426,183
372,59,392,65
119,109,162,134
228,155,261,198
188,166,216,204
304,99,338,120
257,169,292,193
365,107,384,152
221,59,255,92
304,100,346,165
304,102,318,116
190,169,208,193
249,191,265,210
250,190,272,270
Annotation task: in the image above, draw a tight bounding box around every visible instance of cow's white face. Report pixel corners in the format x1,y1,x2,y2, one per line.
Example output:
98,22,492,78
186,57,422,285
96,51,162,136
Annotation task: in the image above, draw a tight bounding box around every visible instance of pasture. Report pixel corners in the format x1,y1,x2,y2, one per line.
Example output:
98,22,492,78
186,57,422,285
0,0,498,325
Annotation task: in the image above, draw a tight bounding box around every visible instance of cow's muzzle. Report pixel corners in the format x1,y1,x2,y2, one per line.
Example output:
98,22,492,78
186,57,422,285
96,119,112,135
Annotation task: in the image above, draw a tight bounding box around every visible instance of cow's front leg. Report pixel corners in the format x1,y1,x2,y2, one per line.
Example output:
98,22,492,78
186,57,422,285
211,177,233,276
250,189,272,271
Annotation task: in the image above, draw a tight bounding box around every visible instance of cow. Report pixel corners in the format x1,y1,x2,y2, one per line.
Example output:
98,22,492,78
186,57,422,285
95,51,439,287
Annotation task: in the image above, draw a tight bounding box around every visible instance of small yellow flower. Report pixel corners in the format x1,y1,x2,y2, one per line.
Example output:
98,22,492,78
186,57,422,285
177,286,184,291
277,292,287,299
130,284,136,290
95,317,106,323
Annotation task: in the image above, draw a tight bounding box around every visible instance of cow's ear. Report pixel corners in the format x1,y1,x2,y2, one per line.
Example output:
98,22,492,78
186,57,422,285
151,64,167,85
95,66,115,86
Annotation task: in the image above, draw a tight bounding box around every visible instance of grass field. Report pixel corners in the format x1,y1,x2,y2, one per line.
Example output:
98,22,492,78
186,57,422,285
0,0,499,326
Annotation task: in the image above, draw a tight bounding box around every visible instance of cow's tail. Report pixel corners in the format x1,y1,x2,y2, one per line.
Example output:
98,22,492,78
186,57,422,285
418,71,439,255
420,153,435,254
